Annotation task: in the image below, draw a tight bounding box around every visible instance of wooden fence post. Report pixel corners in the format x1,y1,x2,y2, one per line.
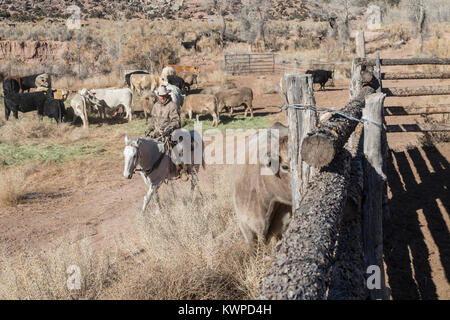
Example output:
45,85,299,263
375,52,382,93
350,58,363,100
362,92,388,300
356,31,366,58
285,74,318,208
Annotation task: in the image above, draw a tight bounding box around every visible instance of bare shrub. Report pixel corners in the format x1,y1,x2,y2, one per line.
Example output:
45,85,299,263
0,238,118,299
0,118,80,144
0,167,27,207
0,168,272,299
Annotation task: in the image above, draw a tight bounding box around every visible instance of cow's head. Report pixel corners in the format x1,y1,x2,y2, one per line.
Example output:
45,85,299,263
123,135,140,179
80,88,102,109
260,124,290,177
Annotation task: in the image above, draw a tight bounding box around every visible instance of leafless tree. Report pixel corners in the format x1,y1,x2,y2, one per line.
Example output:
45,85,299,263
237,0,271,47
407,0,427,53
199,0,240,43
306,0,360,55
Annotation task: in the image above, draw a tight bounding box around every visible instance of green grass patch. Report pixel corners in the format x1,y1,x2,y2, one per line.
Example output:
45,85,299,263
182,115,272,132
0,143,107,166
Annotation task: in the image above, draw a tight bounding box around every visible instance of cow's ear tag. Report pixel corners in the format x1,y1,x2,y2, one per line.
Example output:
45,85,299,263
44,92,47,95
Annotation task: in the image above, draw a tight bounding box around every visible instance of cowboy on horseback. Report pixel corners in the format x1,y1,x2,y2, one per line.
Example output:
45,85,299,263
145,85,188,180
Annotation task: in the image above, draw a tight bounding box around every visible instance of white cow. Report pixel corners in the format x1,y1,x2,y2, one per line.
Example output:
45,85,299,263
70,94,90,128
165,84,184,111
80,88,133,122
161,66,176,82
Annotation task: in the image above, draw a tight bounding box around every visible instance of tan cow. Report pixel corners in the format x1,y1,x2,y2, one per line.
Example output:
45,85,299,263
215,87,253,117
232,122,291,248
69,93,90,128
181,94,219,127
166,64,199,74
141,90,156,123
130,74,162,94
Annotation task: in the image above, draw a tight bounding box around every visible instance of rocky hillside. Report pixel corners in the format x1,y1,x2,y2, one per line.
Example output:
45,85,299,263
0,0,312,22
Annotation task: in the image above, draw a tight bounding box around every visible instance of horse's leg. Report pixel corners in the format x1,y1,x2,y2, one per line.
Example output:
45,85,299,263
153,190,161,215
141,184,155,214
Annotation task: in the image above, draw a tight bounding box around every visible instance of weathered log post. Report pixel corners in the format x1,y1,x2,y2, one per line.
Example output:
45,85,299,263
356,31,366,58
350,57,363,100
375,52,382,93
362,92,389,300
300,58,376,169
328,124,367,299
285,74,318,208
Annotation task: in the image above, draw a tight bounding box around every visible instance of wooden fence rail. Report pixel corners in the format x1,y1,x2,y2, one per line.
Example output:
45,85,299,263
356,57,450,66
381,72,450,80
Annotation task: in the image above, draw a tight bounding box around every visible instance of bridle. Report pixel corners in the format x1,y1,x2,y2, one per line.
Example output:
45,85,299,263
128,139,165,176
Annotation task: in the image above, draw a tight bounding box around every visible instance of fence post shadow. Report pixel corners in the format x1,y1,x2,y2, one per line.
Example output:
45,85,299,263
382,143,450,299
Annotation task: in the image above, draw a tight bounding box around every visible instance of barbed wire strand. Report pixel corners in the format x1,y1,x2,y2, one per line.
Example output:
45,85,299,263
275,103,383,128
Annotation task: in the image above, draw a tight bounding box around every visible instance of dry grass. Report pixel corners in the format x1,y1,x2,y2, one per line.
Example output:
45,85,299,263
0,237,118,299
0,167,28,207
0,117,86,144
102,170,271,299
0,167,273,299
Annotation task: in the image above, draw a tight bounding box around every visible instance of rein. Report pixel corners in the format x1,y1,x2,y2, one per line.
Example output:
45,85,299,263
132,140,165,176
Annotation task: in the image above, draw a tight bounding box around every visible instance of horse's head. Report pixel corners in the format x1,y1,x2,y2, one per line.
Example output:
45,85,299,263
123,135,139,179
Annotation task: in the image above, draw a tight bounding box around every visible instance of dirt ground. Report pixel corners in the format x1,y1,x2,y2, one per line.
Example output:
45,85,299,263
0,71,449,299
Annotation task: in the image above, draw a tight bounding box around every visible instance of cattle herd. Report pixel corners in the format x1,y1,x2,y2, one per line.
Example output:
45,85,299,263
1,73,66,123
1,65,257,129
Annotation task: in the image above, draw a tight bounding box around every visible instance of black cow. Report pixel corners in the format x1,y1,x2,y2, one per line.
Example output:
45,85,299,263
2,78,21,95
125,70,149,87
181,39,198,51
167,74,187,93
43,98,66,123
3,88,54,120
21,73,48,92
306,69,334,91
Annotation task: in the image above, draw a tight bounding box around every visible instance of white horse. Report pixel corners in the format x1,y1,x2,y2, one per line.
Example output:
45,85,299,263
123,133,204,214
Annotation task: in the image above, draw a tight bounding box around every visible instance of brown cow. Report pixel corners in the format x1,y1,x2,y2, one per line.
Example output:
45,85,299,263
166,64,199,74
130,74,162,94
232,122,291,248
141,90,156,123
215,87,253,117
181,94,219,127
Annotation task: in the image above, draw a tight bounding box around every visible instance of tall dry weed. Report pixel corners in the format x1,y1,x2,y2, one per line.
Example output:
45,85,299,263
0,168,273,299
0,167,27,207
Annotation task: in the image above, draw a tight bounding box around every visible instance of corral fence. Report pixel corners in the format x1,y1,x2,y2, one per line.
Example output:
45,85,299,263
260,63,389,299
354,55,450,133
224,53,275,75
224,53,340,88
